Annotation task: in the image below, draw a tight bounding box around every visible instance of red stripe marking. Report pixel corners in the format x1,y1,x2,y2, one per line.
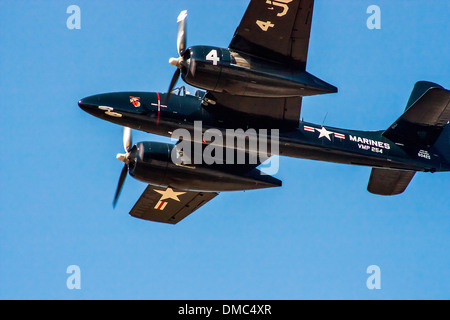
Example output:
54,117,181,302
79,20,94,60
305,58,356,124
156,92,161,126
157,200,165,210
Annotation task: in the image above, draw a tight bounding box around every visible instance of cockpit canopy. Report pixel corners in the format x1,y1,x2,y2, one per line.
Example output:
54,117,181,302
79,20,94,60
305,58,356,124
171,86,205,99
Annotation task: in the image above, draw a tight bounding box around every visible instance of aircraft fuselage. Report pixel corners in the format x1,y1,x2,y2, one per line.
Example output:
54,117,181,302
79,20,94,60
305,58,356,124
78,91,450,174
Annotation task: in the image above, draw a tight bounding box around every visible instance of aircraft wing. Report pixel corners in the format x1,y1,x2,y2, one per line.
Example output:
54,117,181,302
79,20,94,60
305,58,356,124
129,185,218,224
229,0,314,70
367,168,416,196
383,85,450,147
203,91,302,128
202,0,316,128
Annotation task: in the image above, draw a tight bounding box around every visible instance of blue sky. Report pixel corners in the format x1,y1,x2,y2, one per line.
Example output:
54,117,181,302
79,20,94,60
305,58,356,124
1,0,449,299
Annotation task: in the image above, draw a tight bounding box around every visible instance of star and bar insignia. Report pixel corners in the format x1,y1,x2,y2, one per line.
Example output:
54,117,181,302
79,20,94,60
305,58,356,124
153,188,186,211
303,125,346,141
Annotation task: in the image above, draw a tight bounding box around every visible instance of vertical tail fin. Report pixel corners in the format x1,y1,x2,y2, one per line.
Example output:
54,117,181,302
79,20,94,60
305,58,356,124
383,81,450,147
405,81,444,111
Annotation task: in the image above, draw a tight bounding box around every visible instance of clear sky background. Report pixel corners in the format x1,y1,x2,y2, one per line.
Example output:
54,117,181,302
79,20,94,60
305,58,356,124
1,0,449,299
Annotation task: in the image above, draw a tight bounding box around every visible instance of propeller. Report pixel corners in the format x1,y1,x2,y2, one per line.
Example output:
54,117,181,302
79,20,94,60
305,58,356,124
113,127,133,208
166,10,188,104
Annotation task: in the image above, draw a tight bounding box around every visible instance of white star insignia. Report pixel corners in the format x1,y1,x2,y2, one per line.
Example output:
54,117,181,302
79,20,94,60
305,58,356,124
316,127,333,141
154,188,186,202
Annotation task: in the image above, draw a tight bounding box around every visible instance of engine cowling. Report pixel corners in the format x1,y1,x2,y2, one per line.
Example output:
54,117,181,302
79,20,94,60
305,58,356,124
180,46,337,98
128,142,281,192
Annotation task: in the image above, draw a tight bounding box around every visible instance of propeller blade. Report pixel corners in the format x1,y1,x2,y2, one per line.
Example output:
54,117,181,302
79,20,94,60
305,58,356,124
165,68,181,104
123,127,132,152
166,10,187,105
177,10,187,56
113,164,128,208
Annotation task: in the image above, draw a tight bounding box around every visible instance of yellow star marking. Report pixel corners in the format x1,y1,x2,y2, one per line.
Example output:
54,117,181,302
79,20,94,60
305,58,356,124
154,188,186,202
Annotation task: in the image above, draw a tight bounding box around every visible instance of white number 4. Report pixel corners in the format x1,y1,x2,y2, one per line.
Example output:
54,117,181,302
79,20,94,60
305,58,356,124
206,49,220,65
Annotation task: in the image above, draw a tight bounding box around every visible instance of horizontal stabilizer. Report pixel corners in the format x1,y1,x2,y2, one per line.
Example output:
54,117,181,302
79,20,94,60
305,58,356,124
368,168,416,196
383,82,450,147
130,186,218,224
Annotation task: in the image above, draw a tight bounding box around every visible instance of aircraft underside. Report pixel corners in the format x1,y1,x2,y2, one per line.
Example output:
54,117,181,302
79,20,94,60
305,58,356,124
78,0,450,224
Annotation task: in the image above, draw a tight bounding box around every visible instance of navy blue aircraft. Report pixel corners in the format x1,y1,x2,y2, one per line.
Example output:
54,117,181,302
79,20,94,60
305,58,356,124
79,0,450,224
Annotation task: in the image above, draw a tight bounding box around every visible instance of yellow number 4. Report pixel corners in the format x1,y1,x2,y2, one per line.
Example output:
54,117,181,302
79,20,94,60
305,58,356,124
256,20,275,32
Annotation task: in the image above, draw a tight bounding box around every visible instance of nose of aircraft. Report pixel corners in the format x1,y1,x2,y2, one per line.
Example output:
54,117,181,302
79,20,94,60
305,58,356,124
78,92,148,119
78,94,106,114
78,98,94,112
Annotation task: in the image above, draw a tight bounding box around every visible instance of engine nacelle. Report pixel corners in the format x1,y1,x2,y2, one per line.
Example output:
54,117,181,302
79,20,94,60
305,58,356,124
128,142,281,192
180,46,337,98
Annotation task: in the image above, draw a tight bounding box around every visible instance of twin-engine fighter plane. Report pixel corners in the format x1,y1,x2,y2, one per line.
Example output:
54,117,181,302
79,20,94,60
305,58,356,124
79,0,450,224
